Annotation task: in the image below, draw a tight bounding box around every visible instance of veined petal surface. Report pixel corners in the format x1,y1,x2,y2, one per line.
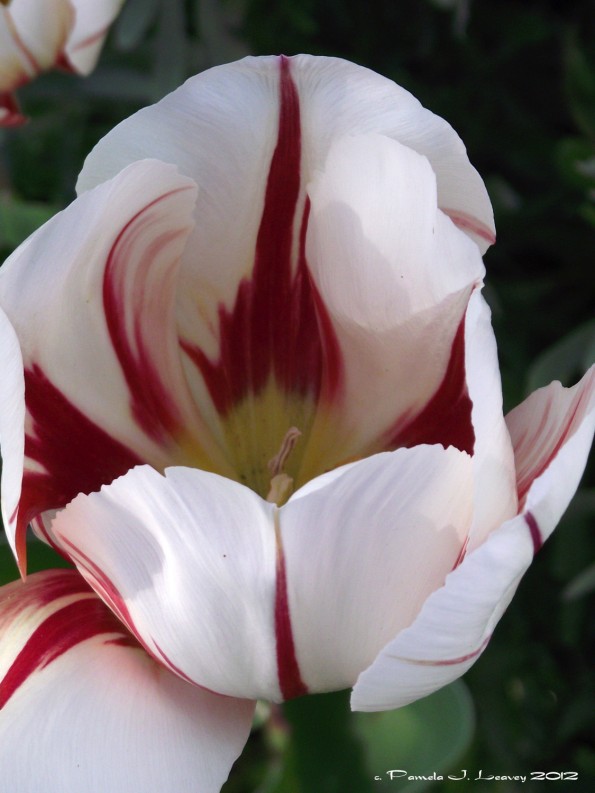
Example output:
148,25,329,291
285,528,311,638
351,367,595,711
0,569,254,793
52,466,281,700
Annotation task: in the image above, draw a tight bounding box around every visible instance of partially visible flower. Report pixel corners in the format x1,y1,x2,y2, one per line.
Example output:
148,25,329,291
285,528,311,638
0,55,593,790
0,569,254,792
0,0,124,126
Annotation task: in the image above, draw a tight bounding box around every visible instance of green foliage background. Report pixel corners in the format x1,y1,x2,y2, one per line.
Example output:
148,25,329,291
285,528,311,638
1,1,594,791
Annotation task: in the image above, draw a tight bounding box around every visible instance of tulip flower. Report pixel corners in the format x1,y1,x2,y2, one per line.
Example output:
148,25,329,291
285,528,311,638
0,55,593,790
0,0,124,126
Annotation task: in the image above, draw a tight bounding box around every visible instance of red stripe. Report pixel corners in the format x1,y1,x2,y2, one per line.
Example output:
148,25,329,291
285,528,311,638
103,189,189,444
183,55,343,414
516,389,585,505
386,316,475,454
17,365,142,571
524,511,543,554
0,597,129,709
274,540,308,701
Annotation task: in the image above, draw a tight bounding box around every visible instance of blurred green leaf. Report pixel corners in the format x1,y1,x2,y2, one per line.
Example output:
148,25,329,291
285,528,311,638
0,195,57,250
280,690,375,793
114,0,160,51
525,319,595,394
564,31,595,140
562,561,595,601
354,681,475,791
153,0,188,99
0,538,72,587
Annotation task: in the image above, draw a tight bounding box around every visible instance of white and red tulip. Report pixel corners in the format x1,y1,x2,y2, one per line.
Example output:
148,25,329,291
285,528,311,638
0,0,124,126
0,55,593,790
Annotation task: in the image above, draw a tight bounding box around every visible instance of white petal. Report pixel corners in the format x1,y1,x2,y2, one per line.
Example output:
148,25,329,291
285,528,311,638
506,366,595,513
282,445,474,693
0,570,254,793
65,0,125,74
301,133,484,464
464,292,517,553
351,369,594,711
51,465,281,700
0,309,25,564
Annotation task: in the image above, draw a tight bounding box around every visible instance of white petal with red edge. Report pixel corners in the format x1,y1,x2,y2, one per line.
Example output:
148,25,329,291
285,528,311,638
301,133,483,462
506,366,595,511
351,370,594,711
0,309,25,562
52,465,282,700
282,445,474,693
0,569,254,793
0,0,73,88
65,0,125,74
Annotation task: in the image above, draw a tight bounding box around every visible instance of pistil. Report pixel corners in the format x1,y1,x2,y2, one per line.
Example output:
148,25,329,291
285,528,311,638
266,427,301,505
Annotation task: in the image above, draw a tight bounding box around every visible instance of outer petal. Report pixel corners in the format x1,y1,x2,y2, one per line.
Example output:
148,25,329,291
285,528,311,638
301,133,484,468
51,466,281,701
282,445,474,693
0,0,74,89
351,369,595,711
506,366,595,512
65,0,125,74
0,569,254,793
0,159,232,569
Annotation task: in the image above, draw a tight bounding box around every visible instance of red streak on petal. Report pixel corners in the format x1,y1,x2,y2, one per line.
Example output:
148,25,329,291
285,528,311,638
524,511,543,554
514,385,588,506
451,535,469,571
275,532,308,701
443,209,496,246
103,189,190,444
0,595,129,709
396,634,491,668
58,536,139,641
18,365,142,571
183,56,343,414
387,317,474,454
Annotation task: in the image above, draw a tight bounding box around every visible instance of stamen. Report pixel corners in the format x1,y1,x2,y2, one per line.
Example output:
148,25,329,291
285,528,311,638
267,473,294,505
266,427,302,505
267,427,302,477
